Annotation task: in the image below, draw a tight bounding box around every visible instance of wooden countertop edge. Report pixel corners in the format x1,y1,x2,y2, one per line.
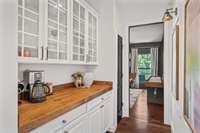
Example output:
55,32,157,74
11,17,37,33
19,82,112,133
53,80,113,89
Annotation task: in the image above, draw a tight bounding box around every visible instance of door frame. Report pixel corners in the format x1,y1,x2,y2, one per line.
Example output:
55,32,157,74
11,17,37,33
117,35,123,122
125,22,169,124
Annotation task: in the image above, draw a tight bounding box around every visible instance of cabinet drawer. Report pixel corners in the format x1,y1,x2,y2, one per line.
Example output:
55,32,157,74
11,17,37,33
67,104,87,124
87,96,102,111
101,91,112,101
87,91,112,111
30,104,86,133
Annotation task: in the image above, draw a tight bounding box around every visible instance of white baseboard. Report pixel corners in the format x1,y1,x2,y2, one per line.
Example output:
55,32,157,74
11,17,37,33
171,122,175,133
109,126,117,133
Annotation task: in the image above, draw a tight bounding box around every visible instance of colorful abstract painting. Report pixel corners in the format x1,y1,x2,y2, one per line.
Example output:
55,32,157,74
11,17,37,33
184,0,200,132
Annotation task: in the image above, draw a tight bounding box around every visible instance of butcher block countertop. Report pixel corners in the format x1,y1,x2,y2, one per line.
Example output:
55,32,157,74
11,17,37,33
19,81,112,133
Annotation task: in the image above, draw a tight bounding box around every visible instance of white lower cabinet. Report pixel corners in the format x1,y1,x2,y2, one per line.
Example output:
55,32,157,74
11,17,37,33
88,105,102,133
62,115,89,133
30,91,113,133
102,98,113,133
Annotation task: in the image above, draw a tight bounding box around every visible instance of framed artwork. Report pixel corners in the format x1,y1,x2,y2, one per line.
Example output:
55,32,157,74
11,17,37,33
184,0,200,132
172,24,179,100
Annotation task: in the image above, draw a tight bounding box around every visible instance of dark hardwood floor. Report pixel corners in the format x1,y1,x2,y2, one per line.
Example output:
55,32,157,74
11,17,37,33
114,90,171,133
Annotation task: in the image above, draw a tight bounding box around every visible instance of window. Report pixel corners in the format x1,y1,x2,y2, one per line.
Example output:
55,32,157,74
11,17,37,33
137,54,151,80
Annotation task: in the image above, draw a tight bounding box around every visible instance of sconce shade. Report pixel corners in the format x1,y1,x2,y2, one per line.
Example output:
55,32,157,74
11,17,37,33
162,10,173,21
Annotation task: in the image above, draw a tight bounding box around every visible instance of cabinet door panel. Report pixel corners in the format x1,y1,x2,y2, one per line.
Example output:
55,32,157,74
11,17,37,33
47,0,69,61
103,98,113,132
72,0,86,63
86,12,97,64
88,107,102,133
18,0,40,58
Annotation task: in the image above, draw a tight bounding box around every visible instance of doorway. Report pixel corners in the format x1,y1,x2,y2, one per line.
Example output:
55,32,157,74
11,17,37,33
117,35,123,123
128,22,165,125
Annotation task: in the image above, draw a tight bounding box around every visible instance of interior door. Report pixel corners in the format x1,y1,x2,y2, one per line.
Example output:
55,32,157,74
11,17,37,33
117,35,123,122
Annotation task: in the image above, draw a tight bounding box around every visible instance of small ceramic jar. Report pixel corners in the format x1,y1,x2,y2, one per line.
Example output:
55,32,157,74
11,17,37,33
84,72,94,88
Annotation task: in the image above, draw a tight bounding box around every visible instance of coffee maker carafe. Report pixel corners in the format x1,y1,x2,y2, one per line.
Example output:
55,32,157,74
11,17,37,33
24,70,50,103
30,80,49,103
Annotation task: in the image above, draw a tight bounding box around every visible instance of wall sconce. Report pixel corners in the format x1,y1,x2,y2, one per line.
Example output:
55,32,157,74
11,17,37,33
162,8,178,22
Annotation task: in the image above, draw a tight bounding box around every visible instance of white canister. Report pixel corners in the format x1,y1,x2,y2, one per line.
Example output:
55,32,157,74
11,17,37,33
84,72,94,88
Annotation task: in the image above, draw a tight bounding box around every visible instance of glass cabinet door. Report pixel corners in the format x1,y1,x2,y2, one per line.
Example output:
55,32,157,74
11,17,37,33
86,12,97,63
72,0,86,62
47,0,69,60
18,0,40,58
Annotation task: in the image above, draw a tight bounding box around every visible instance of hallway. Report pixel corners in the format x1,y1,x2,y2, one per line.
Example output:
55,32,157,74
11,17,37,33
115,91,171,133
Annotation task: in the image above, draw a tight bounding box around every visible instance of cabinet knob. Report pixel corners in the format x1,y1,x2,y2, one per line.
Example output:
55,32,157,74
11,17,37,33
100,105,104,108
62,120,67,124
101,98,104,101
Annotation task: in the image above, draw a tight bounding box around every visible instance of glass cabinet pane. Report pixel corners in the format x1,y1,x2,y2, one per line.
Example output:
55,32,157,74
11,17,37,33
24,19,39,34
87,12,97,63
47,0,69,60
25,0,39,13
48,51,57,59
18,0,22,6
80,22,85,34
59,10,67,25
73,1,79,17
48,28,58,40
59,0,68,9
18,0,40,58
48,40,57,50
18,16,22,31
24,47,38,57
72,0,86,62
80,6,85,20
48,4,58,21
25,10,39,21
24,34,39,47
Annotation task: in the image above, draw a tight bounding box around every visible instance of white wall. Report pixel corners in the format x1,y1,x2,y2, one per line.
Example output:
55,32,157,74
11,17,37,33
0,0,18,132
18,64,90,85
169,0,193,132
116,2,172,123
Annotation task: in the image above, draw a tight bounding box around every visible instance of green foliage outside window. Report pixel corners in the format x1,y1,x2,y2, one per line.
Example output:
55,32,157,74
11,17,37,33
137,54,152,80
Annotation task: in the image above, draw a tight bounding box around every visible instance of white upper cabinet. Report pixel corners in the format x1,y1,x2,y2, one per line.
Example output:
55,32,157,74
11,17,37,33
18,0,41,59
86,12,98,64
17,0,98,65
71,0,86,63
46,0,70,61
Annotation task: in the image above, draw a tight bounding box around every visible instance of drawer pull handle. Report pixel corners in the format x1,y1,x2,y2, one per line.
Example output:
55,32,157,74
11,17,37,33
41,46,44,60
100,105,104,108
64,131,68,133
46,46,49,60
62,120,67,124
101,98,104,100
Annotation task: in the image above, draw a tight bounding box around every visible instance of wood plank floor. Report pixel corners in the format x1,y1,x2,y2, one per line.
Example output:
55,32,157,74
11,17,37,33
114,90,171,133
